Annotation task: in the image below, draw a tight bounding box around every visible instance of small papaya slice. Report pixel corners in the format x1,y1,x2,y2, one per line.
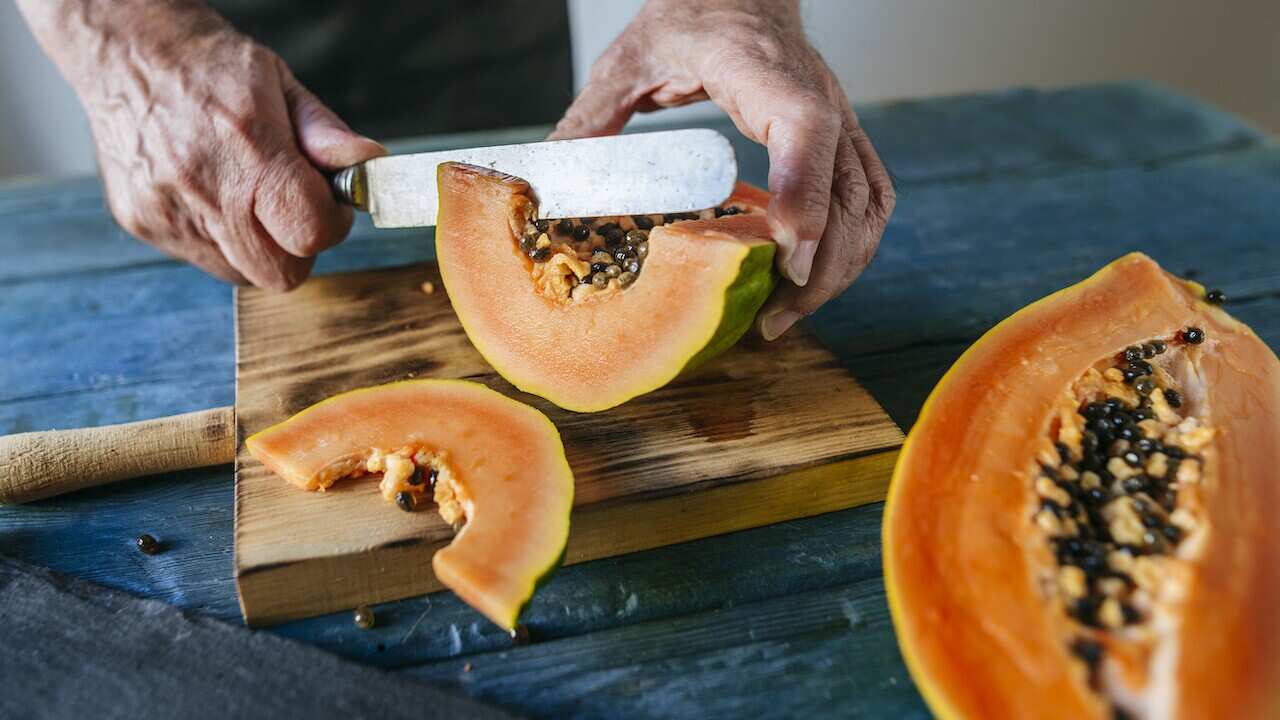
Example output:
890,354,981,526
245,380,574,630
884,253,1280,719
435,162,777,412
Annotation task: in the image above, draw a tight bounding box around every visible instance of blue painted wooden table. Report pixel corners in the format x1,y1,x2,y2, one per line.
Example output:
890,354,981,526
3,82,1278,718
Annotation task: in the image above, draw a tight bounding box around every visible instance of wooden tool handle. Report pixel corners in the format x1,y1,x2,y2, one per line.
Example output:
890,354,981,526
0,407,235,504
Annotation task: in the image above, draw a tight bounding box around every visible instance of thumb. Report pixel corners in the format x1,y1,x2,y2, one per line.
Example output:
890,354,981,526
280,69,386,170
548,73,638,140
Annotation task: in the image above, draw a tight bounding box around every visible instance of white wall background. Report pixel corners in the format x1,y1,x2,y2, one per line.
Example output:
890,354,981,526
3,0,1278,181
0,0,97,180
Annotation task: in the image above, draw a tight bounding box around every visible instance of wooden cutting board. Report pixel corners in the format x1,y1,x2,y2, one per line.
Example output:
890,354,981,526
233,262,903,626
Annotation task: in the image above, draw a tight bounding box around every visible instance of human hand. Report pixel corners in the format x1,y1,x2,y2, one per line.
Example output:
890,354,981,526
17,0,386,290
550,0,894,339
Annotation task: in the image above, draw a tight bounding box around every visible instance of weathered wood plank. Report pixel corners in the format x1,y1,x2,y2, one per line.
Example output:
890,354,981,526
405,575,929,719
273,500,889,667
861,82,1263,185
819,144,1280,425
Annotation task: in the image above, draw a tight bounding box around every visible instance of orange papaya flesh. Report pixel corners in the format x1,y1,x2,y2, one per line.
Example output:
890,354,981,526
884,253,1280,719
245,380,574,630
435,162,777,412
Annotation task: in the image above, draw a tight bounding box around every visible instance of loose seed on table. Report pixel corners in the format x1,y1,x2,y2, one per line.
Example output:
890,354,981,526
1205,289,1226,305
136,533,161,555
353,605,375,629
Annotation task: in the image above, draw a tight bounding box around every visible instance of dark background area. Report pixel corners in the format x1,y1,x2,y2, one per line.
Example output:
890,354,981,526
214,0,574,138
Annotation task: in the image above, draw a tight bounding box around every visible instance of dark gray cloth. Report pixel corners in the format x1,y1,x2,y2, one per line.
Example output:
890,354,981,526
0,556,516,719
210,0,575,139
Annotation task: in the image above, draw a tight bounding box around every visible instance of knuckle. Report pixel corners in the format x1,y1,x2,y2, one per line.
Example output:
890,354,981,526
811,104,844,134
875,182,898,220
168,153,206,194
105,193,146,238
260,159,341,256
239,42,281,83
839,167,871,214
226,103,261,143
289,218,334,257
116,209,149,239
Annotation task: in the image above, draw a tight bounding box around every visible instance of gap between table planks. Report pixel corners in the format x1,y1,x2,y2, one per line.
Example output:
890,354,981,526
234,262,902,626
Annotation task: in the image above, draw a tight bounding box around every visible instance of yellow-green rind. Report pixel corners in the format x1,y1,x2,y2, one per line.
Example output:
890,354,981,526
448,235,777,415
682,241,778,373
476,397,574,631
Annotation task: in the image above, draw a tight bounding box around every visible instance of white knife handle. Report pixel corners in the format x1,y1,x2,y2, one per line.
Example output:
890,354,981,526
331,165,369,211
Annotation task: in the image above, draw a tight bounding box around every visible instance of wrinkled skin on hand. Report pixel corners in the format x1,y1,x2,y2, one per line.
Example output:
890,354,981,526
552,0,895,340
17,0,385,290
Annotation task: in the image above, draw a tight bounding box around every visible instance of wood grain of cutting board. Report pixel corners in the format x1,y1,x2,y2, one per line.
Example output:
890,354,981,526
234,262,903,626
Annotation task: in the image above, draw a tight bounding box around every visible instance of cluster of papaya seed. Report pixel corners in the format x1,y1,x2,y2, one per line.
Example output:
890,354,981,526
357,448,464,528
1035,328,1214,687
518,206,744,291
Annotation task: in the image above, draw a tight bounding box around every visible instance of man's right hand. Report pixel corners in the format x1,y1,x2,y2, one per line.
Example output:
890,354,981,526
17,1,385,290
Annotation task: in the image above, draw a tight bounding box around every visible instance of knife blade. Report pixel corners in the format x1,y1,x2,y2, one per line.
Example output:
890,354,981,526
331,129,738,228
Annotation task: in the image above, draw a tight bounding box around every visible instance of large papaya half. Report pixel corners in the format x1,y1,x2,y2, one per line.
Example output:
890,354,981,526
245,380,574,630
884,253,1280,719
435,162,777,412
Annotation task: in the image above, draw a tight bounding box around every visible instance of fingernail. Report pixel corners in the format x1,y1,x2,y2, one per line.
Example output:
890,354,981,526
761,310,802,341
786,240,819,287
364,137,389,158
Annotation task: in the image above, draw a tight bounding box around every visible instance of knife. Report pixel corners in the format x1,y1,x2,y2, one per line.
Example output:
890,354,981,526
330,129,738,228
